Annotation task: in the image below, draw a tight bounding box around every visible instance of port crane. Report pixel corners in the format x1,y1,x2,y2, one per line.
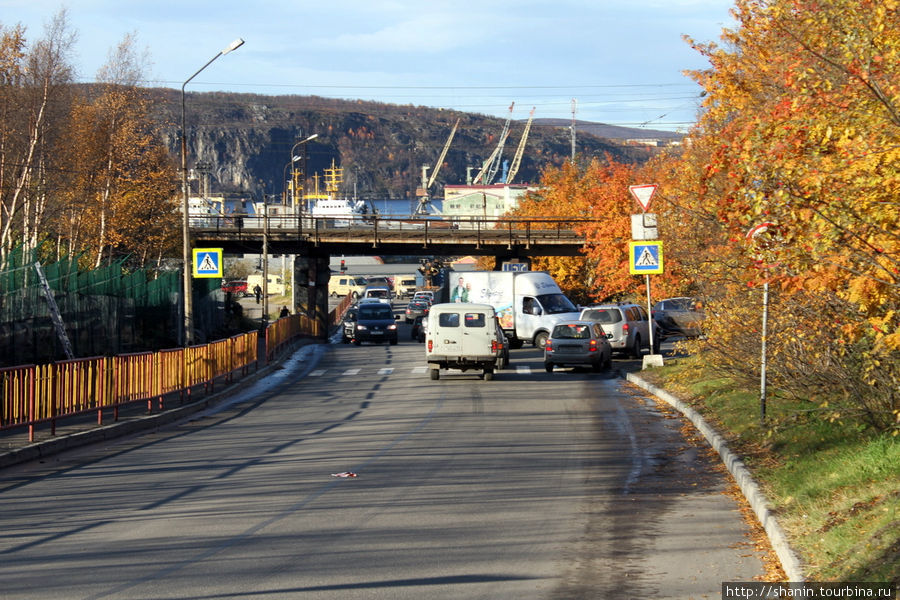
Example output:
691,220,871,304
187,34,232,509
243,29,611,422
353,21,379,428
504,107,534,184
473,102,514,185
416,117,460,215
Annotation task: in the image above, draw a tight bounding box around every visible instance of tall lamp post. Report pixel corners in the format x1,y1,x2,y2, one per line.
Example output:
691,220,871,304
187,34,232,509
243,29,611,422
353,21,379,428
181,38,244,346
290,133,318,212
285,134,317,316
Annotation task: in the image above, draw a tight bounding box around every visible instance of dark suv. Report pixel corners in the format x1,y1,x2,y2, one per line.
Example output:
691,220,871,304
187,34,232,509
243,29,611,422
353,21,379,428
352,303,399,345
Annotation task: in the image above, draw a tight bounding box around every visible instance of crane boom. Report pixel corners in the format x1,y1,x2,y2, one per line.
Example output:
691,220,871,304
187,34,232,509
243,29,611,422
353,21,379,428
505,107,534,184
474,102,514,185
427,118,459,189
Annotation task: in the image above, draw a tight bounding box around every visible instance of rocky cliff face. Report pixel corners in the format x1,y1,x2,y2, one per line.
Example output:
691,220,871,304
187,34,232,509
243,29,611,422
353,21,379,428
148,88,660,203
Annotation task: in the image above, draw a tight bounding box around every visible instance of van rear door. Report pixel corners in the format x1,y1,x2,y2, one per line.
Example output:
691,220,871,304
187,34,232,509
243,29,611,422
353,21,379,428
461,310,494,356
431,310,461,355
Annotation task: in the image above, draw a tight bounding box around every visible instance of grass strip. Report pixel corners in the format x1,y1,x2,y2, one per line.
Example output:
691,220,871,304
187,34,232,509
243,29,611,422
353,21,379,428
642,356,899,583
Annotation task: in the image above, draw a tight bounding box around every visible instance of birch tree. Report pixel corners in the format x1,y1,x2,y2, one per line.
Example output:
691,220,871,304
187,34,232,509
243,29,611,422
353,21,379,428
0,11,75,260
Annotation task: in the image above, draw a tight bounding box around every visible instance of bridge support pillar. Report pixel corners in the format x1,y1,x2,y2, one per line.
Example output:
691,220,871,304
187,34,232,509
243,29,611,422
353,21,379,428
293,252,330,339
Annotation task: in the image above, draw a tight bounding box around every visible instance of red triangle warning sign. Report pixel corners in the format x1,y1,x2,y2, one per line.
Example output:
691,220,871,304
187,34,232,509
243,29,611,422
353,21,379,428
629,184,658,212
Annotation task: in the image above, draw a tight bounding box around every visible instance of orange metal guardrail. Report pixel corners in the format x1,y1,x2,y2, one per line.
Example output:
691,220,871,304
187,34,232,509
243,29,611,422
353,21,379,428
0,328,276,443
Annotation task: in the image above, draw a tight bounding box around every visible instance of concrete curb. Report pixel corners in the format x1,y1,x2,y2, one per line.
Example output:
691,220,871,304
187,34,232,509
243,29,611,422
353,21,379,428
625,372,805,582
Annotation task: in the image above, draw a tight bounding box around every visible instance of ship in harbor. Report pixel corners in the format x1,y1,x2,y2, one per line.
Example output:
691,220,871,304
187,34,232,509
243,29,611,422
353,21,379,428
306,161,376,226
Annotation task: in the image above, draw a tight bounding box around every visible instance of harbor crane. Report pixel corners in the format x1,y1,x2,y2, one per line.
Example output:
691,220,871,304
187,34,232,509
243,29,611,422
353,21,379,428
504,107,534,184
416,118,460,215
473,102,514,186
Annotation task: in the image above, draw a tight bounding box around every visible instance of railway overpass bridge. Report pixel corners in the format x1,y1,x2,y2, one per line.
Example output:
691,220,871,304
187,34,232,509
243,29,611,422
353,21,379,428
190,213,593,332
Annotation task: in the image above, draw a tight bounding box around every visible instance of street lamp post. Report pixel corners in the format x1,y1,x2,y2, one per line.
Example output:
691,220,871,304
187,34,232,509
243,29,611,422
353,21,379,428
181,38,244,346
290,134,318,213
285,133,316,317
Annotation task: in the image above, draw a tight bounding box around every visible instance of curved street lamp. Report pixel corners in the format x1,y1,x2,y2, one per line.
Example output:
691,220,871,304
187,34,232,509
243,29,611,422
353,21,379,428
290,133,318,212
181,38,244,346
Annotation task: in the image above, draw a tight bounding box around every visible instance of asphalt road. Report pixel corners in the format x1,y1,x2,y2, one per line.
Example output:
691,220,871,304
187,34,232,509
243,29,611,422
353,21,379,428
0,314,765,599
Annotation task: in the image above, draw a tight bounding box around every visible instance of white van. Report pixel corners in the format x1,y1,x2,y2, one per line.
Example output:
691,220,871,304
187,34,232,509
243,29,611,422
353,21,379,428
246,273,286,296
361,285,392,303
425,303,502,381
329,275,368,298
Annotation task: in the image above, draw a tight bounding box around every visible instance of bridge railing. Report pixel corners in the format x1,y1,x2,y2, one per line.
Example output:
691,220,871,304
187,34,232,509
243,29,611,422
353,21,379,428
191,213,586,241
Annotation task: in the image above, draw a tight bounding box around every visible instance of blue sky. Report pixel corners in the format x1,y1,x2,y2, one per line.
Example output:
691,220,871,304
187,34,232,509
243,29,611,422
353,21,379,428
3,1,736,132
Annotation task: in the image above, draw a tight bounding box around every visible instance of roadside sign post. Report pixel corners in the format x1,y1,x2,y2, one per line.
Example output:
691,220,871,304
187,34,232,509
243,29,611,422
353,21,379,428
747,222,776,426
192,248,223,278
629,241,663,367
628,183,663,368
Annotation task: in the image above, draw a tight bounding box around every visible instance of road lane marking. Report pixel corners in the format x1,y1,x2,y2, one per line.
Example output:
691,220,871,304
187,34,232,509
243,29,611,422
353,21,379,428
342,368,361,375
377,368,394,375
516,365,531,374
309,369,326,377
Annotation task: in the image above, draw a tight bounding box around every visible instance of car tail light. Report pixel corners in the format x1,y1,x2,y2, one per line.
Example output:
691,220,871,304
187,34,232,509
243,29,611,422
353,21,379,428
427,340,433,351
491,340,499,352
589,339,597,352
622,323,630,335
545,340,552,351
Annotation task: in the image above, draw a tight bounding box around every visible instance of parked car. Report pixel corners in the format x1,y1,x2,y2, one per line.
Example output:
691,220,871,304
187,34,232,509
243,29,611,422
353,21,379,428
340,307,358,343
247,273,285,296
652,297,705,339
405,300,430,323
221,280,248,295
352,302,399,345
544,321,612,373
411,314,427,342
578,303,661,357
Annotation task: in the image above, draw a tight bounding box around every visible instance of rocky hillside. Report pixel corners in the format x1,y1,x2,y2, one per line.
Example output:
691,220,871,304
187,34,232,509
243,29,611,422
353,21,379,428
144,88,677,202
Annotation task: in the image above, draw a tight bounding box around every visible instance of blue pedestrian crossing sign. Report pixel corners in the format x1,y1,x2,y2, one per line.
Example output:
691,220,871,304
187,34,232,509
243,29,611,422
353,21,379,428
192,248,223,278
629,241,663,274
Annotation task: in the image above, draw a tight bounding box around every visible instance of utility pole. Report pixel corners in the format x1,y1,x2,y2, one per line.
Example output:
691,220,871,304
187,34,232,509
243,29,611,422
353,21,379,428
570,98,577,163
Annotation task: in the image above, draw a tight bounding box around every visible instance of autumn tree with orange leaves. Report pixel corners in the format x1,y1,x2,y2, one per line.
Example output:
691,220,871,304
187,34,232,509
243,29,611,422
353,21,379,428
649,0,899,431
512,156,693,305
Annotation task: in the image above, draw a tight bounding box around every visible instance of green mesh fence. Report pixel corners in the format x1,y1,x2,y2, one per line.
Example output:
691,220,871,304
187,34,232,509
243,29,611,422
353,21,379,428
0,244,223,365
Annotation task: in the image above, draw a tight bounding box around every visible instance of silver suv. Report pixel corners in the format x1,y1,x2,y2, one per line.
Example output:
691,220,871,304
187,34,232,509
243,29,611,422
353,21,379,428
578,303,661,357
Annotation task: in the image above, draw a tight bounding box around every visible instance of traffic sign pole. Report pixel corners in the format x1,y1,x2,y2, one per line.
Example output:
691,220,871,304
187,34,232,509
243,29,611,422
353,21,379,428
628,185,662,368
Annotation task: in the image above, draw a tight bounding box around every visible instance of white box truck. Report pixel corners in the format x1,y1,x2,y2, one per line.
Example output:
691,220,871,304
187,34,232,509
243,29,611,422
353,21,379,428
447,270,581,348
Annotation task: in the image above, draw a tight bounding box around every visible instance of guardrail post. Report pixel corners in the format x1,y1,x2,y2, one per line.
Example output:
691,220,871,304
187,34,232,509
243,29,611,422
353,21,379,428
28,365,36,443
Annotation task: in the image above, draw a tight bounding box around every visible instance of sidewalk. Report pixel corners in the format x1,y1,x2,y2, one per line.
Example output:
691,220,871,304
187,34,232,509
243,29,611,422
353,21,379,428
0,334,314,470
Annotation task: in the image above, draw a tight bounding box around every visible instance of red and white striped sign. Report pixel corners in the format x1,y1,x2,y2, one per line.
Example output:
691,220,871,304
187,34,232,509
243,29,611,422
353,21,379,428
629,184,658,212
